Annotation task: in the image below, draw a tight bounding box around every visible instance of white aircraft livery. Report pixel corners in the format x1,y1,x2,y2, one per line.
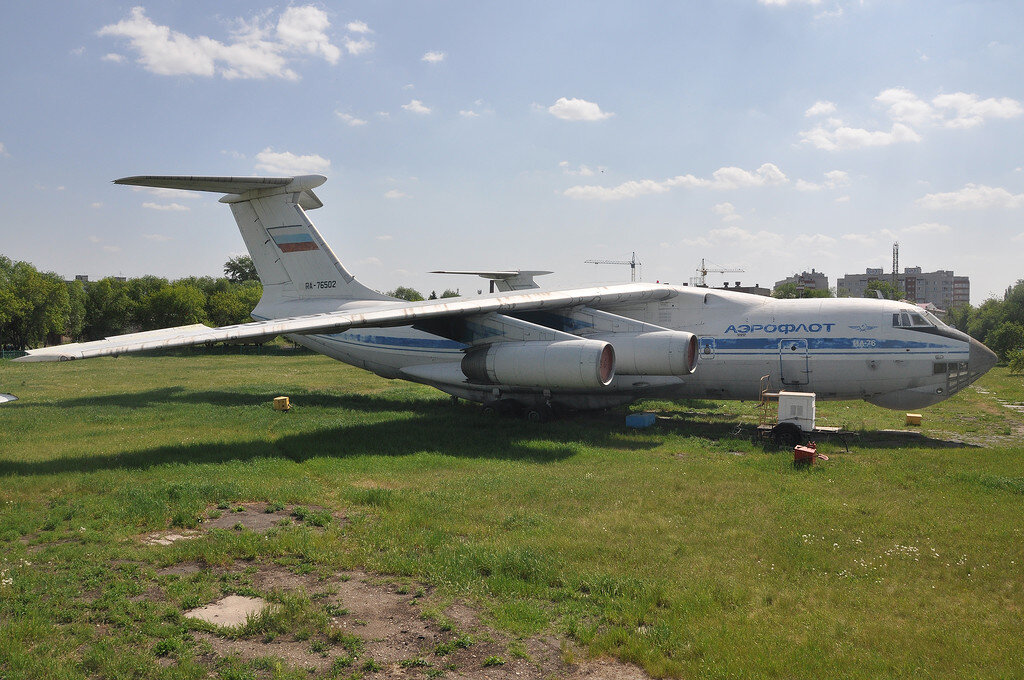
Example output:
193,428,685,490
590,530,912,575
16,174,997,419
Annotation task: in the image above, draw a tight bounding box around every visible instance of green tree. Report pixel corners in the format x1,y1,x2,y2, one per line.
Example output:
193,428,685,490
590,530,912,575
140,283,208,328
0,259,70,348
206,281,262,327
864,280,903,300
387,286,424,301
440,288,460,298
1008,348,1024,375
224,255,259,283
83,277,135,340
65,279,87,340
985,321,1024,361
773,283,832,299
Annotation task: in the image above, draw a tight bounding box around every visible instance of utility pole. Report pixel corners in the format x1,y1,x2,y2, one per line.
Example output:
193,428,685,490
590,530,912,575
585,252,642,282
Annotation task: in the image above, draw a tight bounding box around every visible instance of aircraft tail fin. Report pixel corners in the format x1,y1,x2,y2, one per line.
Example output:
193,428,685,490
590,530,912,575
115,175,389,304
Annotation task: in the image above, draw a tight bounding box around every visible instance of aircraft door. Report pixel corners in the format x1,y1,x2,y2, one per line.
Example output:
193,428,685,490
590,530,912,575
779,338,810,386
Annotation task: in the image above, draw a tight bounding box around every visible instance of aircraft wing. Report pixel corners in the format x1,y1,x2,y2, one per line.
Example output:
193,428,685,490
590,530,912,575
14,283,675,362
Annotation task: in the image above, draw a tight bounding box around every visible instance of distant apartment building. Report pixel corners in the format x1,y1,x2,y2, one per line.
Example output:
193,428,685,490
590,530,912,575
838,267,969,309
773,269,829,294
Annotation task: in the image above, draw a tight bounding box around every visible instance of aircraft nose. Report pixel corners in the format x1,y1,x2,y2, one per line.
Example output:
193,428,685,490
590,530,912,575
969,337,998,380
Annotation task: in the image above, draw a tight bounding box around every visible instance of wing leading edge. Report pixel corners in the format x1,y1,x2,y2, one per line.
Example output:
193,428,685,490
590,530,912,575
14,283,676,362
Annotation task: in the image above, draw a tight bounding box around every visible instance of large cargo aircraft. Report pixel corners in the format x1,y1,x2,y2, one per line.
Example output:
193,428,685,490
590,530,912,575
16,174,997,418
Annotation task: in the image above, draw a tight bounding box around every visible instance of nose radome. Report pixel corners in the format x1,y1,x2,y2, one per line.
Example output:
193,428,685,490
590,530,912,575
969,337,998,380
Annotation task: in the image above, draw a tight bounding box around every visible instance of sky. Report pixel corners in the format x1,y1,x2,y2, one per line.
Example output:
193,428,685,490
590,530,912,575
1,1,1022,304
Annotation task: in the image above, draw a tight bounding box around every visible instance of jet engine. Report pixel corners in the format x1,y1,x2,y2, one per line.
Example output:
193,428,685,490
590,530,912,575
461,339,615,389
593,331,697,376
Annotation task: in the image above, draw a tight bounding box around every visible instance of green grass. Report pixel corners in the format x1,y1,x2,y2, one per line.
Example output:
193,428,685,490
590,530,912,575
1,353,1023,679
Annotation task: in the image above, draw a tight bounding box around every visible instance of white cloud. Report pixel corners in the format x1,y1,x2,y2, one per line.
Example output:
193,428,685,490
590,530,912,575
102,53,125,63
683,226,786,251
376,234,393,241
421,51,445,63
841,233,876,246
792,233,837,247
254,148,330,175
800,120,920,151
713,202,741,222
384,189,408,199
344,36,374,55
917,183,1024,210
103,245,122,253
0,142,7,156
142,202,189,211
402,99,431,115
902,222,951,234
459,110,479,118
358,256,382,266
1013,233,1024,242
795,169,850,191
805,100,836,117
276,5,341,64
932,91,1024,129
565,163,788,200
803,87,1023,151
875,87,937,127
143,233,173,241
346,20,372,34
336,112,367,126
559,161,595,177
548,97,613,122
759,0,822,5
98,5,344,80
90,202,103,209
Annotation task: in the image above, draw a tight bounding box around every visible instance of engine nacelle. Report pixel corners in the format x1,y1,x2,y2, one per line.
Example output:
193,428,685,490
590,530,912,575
592,331,697,376
461,339,615,389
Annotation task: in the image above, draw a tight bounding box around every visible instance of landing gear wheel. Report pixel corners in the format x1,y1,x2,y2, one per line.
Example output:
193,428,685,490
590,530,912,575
525,404,553,423
481,404,498,417
771,422,804,448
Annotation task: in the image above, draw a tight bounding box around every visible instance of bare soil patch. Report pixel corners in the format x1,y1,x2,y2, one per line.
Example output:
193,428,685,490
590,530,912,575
174,562,649,679
184,595,269,627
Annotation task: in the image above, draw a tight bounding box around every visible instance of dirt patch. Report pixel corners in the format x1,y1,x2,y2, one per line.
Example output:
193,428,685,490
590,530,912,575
141,530,200,546
138,503,343,547
184,595,269,627
203,502,344,533
172,563,651,679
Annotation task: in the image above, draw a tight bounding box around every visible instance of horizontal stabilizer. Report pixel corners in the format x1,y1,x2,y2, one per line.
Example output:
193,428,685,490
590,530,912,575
431,270,553,292
115,175,327,209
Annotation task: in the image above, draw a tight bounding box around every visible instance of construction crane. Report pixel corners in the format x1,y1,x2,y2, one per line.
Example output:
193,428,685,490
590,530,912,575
690,258,744,287
585,252,642,282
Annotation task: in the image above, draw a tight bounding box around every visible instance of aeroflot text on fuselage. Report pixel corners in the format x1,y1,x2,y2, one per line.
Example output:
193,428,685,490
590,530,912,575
724,322,837,334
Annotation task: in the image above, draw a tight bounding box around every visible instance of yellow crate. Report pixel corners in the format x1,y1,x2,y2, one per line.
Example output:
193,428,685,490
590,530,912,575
905,413,922,426
273,396,291,411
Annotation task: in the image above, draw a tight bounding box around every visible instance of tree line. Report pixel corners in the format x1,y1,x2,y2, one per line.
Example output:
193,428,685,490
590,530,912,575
0,255,261,350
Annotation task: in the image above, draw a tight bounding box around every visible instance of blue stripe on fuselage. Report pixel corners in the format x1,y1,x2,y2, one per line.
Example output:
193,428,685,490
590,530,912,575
713,337,957,351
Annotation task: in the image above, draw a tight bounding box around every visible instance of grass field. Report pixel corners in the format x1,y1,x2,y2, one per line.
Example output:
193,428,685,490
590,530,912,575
1,350,1023,679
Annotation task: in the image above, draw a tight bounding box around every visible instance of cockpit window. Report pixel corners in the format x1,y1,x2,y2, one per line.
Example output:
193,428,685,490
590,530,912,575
894,310,936,328
910,313,930,326
922,311,944,326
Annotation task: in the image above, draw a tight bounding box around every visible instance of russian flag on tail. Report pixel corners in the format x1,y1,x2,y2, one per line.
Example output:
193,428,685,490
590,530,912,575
269,225,319,253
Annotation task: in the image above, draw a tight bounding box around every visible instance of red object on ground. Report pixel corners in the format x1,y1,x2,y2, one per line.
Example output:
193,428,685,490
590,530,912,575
794,443,817,465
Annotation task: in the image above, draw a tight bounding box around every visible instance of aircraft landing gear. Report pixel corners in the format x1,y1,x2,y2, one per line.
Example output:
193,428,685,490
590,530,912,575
771,422,804,448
